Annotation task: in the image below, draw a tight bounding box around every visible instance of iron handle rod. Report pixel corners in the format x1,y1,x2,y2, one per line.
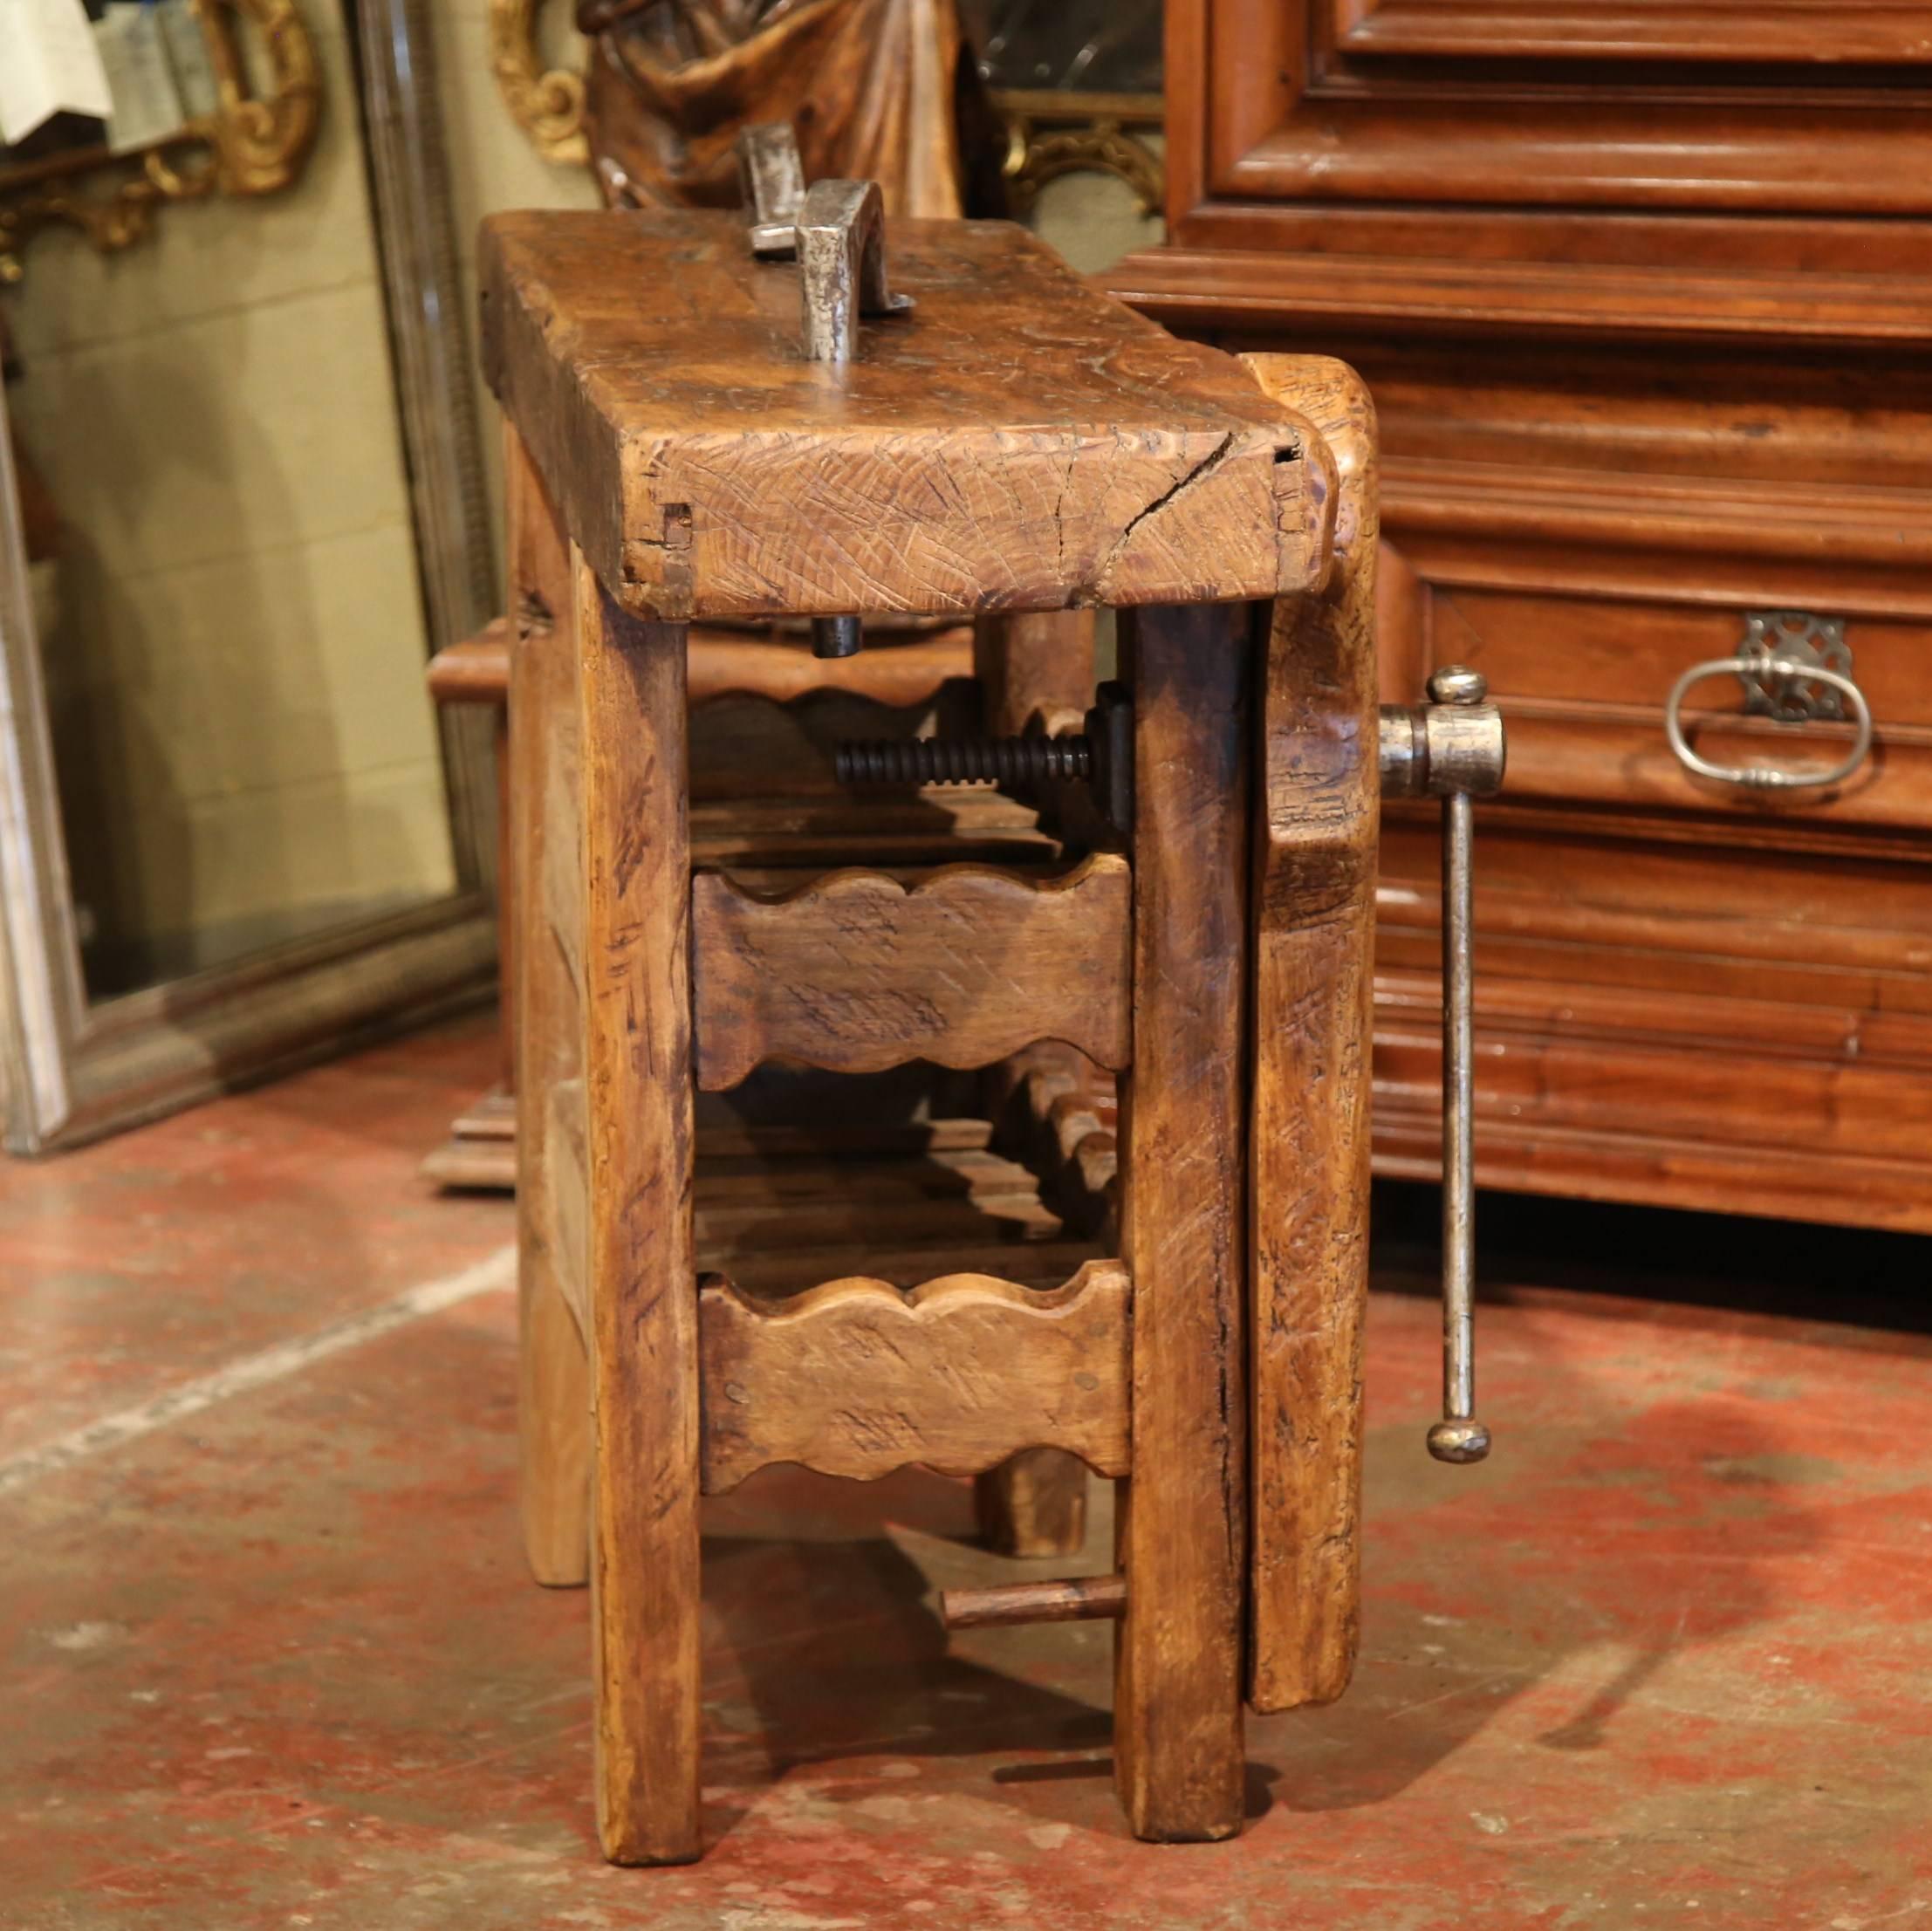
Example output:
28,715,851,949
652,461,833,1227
1428,784,1488,1464
1380,665,1503,1465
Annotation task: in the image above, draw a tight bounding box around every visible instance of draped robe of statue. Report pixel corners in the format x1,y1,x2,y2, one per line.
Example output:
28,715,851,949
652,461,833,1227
575,0,1006,219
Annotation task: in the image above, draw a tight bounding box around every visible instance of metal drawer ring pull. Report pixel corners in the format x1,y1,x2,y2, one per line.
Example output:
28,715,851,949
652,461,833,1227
1665,655,1873,791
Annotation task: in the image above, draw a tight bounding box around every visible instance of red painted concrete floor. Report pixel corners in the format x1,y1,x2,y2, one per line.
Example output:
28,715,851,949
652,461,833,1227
4,1015,1931,1929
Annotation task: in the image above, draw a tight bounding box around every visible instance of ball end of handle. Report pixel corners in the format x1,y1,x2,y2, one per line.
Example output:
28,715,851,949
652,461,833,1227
1428,1418,1491,1465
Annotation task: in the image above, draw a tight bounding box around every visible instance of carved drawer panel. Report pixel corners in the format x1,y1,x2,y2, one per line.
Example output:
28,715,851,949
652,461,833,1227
1372,814,1932,1229
1378,816,1932,1017
1427,585,1932,834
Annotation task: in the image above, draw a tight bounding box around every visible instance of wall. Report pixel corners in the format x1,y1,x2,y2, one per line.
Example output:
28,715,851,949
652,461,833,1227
1028,154,1164,277
434,0,598,551
2,0,456,990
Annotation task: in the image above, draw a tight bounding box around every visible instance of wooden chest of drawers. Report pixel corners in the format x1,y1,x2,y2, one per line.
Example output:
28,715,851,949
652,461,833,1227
1114,0,1932,1231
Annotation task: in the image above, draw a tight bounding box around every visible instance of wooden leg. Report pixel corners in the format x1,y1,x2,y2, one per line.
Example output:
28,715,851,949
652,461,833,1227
975,1448,1090,1558
971,609,1100,1558
508,428,592,1588
496,701,516,1096
1112,601,1253,1841
578,558,702,1867
1238,357,1380,1712
971,607,1096,736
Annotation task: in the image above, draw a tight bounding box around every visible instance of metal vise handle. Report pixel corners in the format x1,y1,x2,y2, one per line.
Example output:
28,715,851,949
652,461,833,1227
1380,667,1507,1465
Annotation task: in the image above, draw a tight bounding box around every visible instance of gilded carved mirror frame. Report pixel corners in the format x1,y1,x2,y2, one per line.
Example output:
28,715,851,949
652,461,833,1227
0,0,498,1152
0,0,322,283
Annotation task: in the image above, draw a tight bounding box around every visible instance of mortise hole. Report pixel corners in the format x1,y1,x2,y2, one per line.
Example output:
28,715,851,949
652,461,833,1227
517,589,553,638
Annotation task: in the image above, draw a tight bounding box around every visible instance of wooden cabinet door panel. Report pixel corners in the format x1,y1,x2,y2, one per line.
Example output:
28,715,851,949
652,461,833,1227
1378,922,1932,1060
1176,0,1932,229
1332,0,1932,64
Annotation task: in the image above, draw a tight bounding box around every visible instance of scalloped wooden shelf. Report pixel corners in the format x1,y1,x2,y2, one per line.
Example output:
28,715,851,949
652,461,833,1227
691,854,1132,1091
697,1259,1131,1492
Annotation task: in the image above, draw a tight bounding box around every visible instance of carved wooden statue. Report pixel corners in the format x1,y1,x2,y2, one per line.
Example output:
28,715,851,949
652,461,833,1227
575,0,1004,217
482,166,1504,1861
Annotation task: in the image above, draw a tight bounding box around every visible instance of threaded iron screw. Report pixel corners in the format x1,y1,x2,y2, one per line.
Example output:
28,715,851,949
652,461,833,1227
835,734,1093,789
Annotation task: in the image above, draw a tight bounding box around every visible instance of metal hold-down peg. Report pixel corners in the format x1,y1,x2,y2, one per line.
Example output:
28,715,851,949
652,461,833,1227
736,121,806,257
733,126,915,660
795,176,916,364
1380,666,1507,1465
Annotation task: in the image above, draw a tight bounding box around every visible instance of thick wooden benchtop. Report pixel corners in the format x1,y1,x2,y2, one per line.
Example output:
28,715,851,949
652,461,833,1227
480,209,1325,624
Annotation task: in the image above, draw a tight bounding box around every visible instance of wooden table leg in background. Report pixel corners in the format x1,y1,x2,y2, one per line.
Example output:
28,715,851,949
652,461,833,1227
1112,602,1254,1841
973,1446,1090,1558
578,560,703,1866
509,429,592,1588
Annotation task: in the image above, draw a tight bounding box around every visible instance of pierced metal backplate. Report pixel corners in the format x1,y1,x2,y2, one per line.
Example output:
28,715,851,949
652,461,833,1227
1737,611,1853,723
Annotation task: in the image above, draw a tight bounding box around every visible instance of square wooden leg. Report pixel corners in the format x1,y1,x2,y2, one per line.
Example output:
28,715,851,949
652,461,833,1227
1239,357,1380,1712
508,428,592,1588
577,562,702,1866
1112,601,1254,1841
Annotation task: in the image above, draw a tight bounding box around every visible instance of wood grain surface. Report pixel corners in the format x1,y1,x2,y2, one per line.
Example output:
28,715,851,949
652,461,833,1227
941,1572,1128,1628
967,607,1103,1558
1111,601,1253,1842
1238,355,1379,1714
690,855,1133,1091
689,627,971,706
507,430,592,1590
577,565,702,1866
697,1260,1132,1491
430,620,969,710
480,209,1319,623
428,618,512,702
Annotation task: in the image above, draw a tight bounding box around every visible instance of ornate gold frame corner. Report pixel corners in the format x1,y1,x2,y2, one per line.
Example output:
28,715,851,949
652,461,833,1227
490,0,587,167
0,0,320,283
997,89,1164,217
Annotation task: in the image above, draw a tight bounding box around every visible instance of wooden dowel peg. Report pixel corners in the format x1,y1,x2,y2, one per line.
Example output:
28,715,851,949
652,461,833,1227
940,1574,1127,1630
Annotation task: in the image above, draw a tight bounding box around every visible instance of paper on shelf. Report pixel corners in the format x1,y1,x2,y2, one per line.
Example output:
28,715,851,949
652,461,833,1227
157,0,221,121
0,0,113,147
95,2,189,157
